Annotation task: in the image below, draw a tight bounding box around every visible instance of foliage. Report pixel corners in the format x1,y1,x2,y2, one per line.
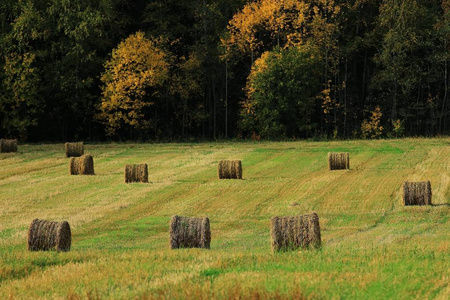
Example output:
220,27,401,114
361,106,384,139
0,0,449,140
372,0,444,134
240,46,320,138
0,52,42,140
388,119,405,138
98,32,169,136
224,0,310,57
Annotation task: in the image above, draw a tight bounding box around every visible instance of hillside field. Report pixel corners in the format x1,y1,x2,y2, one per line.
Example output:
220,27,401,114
0,138,449,299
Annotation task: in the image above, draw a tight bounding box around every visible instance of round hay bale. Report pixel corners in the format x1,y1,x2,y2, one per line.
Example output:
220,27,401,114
233,160,243,179
65,142,84,157
218,160,227,179
218,160,242,179
270,212,321,252
403,181,432,205
0,139,18,153
27,218,71,252
125,164,149,183
69,154,95,175
328,152,350,170
170,215,211,249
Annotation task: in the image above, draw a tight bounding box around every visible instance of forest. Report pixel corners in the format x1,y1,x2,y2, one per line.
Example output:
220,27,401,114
0,0,449,141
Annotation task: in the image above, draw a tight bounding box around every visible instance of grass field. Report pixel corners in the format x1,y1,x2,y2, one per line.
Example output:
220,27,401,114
0,138,449,299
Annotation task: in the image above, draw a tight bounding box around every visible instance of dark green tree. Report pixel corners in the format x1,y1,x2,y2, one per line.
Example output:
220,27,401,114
240,46,320,138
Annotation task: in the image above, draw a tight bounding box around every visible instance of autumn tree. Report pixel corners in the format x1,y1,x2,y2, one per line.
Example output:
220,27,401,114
224,0,343,137
224,0,310,64
98,32,170,137
240,46,320,138
361,106,383,139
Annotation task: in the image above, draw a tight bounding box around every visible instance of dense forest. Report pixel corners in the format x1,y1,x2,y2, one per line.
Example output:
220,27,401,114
0,0,448,141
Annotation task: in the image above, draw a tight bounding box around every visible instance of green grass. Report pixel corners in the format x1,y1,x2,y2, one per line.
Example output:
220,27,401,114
0,138,449,299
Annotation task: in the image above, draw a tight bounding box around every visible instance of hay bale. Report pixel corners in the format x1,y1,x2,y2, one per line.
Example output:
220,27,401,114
69,154,95,175
65,142,84,157
328,152,350,170
0,139,18,153
170,215,211,249
27,218,71,252
403,181,432,206
218,160,243,179
125,164,148,183
270,212,321,252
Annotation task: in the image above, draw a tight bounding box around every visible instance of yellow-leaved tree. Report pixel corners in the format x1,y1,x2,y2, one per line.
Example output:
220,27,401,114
361,106,383,139
223,0,310,60
98,32,169,136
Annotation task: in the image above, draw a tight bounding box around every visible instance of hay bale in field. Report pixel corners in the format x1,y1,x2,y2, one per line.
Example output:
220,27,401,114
0,139,18,153
218,160,243,179
328,152,350,170
170,215,211,249
403,181,432,206
27,218,71,252
270,212,321,252
125,164,148,183
65,142,84,157
69,154,95,175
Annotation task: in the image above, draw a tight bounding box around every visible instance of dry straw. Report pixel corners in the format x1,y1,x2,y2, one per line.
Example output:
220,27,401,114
170,215,211,249
27,218,71,252
403,181,432,205
0,139,18,153
218,160,243,179
69,154,95,175
328,152,350,170
270,212,321,252
125,164,149,183
65,142,84,157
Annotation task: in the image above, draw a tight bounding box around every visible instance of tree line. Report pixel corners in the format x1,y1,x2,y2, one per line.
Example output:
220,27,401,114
0,0,448,141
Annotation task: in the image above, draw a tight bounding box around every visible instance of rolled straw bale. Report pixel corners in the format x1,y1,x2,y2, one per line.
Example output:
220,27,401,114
170,215,211,249
27,218,71,252
0,139,18,153
218,160,242,179
69,154,95,175
403,181,432,206
328,152,350,170
218,160,227,179
65,142,84,157
125,164,148,183
270,212,321,252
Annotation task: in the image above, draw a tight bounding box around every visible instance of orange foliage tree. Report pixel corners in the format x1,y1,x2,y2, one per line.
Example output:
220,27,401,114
361,106,383,138
223,0,310,60
98,32,169,136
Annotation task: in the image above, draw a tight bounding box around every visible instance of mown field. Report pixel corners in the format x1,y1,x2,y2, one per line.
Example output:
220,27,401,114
0,138,449,299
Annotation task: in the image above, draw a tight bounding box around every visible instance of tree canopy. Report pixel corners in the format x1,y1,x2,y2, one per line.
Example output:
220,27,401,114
98,32,169,137
0,0,448,141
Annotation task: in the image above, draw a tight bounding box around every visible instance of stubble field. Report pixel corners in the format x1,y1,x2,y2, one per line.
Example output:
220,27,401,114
0,138,449,299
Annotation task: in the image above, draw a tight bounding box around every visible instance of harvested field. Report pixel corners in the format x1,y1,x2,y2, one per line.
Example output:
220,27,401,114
0,139,448,299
